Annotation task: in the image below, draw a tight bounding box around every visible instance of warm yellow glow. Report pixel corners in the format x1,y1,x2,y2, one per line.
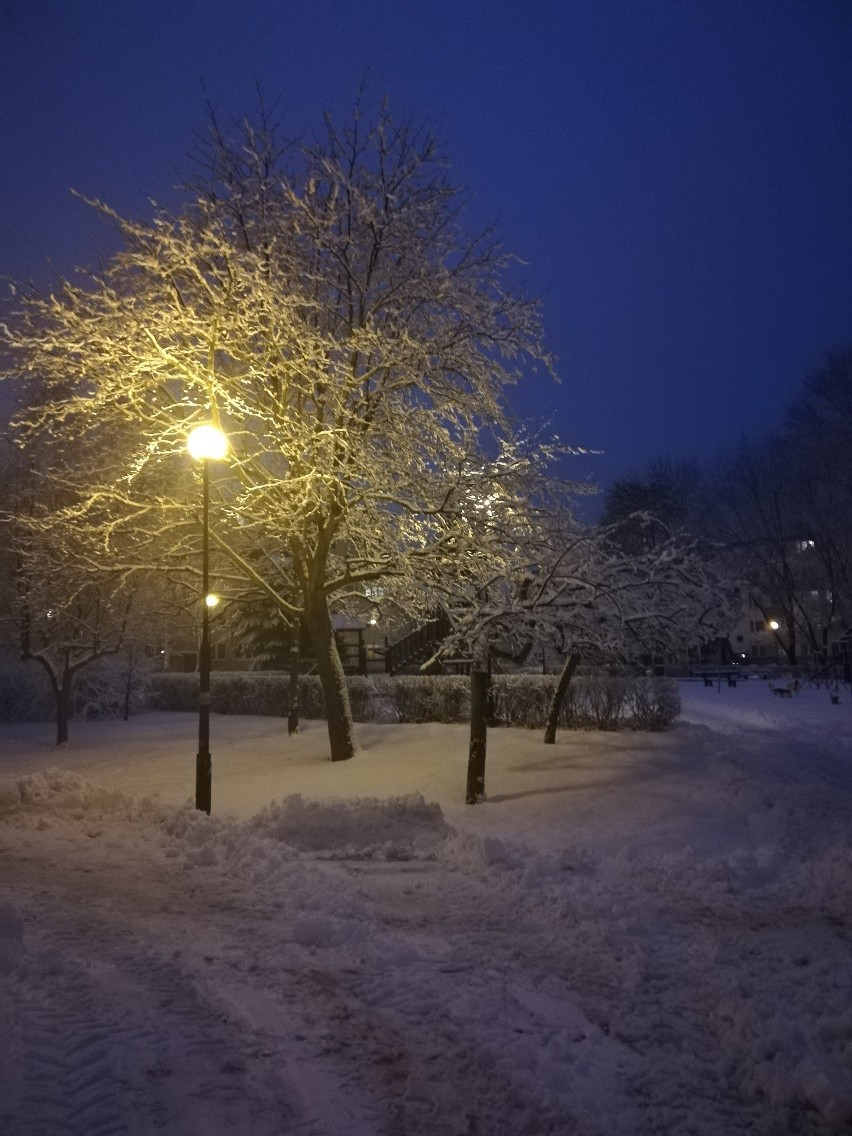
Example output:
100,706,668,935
769,619,780,630
187,423,228,461
205,593,220,608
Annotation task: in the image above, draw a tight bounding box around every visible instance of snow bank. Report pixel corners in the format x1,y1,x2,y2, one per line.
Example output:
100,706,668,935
250,792,449,858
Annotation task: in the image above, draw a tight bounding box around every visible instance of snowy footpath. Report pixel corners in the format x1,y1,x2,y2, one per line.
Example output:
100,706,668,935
0,681,851,1135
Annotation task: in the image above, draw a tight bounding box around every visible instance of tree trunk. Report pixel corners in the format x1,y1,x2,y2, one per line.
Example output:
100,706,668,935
30,652,72,746
466,644,490,804
543,652,581,745
123,645,134,722
288,617,301,737
56,650,72,746
303,593,356,761
770,611,797,665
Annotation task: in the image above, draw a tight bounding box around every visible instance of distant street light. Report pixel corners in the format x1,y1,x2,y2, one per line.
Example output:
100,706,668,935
187,423,228,814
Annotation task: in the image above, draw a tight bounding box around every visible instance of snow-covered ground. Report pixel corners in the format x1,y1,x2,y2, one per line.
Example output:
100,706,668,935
1,680,851,1135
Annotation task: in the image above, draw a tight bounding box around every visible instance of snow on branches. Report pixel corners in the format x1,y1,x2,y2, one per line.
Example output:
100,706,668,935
1,100,561,760
435,511,742,669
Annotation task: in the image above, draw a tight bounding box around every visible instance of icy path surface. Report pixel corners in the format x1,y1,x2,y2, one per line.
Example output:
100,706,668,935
1,682,851,1134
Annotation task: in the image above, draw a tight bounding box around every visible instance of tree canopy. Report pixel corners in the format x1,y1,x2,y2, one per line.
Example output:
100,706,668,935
1,101,562,759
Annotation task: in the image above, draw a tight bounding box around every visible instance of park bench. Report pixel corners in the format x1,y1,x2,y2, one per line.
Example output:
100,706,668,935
769,682,796,698
702,673,738,688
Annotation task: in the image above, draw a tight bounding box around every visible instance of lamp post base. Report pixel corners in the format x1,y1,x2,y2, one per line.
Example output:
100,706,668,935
195,750,212,815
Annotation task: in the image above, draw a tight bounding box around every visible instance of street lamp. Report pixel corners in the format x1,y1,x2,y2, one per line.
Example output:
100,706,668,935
187,423,228,814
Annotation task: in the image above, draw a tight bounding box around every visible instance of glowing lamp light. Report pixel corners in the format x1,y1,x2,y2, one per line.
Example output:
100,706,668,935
187,423,228,462
769,620,780,631
205,593,220,608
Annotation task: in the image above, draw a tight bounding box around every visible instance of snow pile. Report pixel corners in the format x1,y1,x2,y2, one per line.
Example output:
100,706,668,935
0,767,157,823
250,791,449,859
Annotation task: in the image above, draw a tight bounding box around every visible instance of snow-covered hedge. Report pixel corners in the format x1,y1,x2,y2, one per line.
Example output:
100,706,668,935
149,671,679,730
625,676,682,730
0,654,153,722
391,675,470,723
0,663,679,730
0,655,54,721
491,674,680,730
74,658,154,720
150,672,466,724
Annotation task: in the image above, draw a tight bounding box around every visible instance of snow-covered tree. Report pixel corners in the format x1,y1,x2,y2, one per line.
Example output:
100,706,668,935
534,520,740,743
600,457,704,552
662,350,852,667
1,101,557,761
0,439,162,744
779,351,852,651
702,431,852,665
431,511,740,799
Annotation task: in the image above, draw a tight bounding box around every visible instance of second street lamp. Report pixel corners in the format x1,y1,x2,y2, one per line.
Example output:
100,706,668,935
187,423,228,814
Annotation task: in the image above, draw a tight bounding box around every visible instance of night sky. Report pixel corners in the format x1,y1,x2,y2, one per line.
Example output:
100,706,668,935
2,0,851,494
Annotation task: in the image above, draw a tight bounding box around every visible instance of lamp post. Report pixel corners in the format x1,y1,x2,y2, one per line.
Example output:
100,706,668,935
187,424,228,814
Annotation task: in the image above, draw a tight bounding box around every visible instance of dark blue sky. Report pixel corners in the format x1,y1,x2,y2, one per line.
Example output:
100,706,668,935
2,0,851,493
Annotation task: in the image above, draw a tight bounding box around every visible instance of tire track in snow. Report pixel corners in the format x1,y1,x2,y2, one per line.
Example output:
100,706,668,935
0,820,398,1136
12,922,347,1136
3,774,849,1136
6,966,138,1136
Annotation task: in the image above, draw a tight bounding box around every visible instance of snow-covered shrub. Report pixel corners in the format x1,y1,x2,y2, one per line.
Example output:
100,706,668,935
393,675,470,723
344,676,398,722
490,675,557,728
146,670,679,729
489,673,596,730
345,675,378,721
212,672,286,717
581,676,628,730
0,652,154,723
294,676,325,718
149,672,197,711
251,791,449,857
151,671,311,716
558,676,593,729
491,673,679,730
388,676,420,722
626,677,681,730
0,654,53,721
72,656,153,720
150,671,325,718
